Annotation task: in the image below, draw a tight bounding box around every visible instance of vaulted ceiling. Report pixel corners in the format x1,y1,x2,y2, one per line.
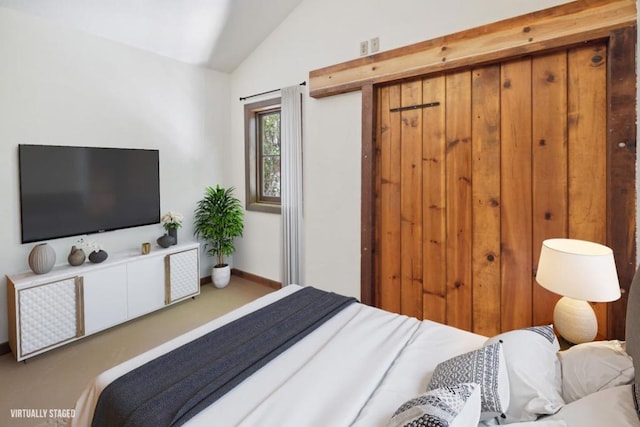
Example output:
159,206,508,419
0,0,304,72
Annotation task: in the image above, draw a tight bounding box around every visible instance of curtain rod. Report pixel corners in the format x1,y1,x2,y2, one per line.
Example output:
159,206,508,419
239,81,306,101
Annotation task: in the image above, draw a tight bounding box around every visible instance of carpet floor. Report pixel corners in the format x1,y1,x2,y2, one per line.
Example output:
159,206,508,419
0,277,274,427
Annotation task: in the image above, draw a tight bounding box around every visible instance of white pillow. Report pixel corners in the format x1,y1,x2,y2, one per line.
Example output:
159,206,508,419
547,384,640,425
427,342,509,420
388,383,481,427
484,325,564,423
558,339,634,402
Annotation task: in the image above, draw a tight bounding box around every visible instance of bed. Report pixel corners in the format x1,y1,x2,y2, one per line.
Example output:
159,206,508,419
73,267,640,426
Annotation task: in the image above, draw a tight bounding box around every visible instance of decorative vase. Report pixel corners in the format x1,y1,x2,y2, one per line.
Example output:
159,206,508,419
28,243,56,274
68,245,86,266
212,264,231,288
168,228,178,245
88,249,108,263
157,234,176,248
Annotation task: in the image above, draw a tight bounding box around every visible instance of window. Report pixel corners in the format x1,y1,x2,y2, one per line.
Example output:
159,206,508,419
245,97,281,213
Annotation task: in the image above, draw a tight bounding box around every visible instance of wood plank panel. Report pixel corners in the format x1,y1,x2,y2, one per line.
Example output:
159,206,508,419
607,27,637,340
400,81,424,319
471,65,502,336
568,43,609,338
422,75,447,323
532,51,568,327
309,0,635,98
370,28,635,339
378,85,402,313
445,71,473,330
500,58,533,331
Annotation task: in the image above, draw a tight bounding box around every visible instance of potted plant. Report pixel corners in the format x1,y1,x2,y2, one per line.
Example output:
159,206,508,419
193,185,244,288
161,211,183,245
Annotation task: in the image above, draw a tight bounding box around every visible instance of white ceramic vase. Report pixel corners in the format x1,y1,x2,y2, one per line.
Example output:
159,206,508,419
212,265,231,288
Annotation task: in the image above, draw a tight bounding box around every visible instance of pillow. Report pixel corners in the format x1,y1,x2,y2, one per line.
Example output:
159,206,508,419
388,383,481,427
427,342,509,420
484,325,564,423
547,384,640,425
558,339,634,402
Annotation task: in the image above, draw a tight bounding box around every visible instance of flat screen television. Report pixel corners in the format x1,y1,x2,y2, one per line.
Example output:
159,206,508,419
19,144,160,243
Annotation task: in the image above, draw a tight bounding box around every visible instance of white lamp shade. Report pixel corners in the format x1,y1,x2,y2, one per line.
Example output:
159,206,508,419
536,238,621,302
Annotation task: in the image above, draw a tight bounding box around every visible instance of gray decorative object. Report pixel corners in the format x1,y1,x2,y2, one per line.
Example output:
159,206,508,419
88,249,108,263
67,245,86,266
28,243,56,274
157,234,176,248
168,228,178,245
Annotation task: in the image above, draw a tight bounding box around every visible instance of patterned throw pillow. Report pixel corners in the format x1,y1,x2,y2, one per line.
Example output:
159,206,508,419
485,325,564,423
426,342,509,420
388,383,481,427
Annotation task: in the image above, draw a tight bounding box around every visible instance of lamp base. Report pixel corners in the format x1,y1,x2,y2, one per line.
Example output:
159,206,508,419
553,296,597,344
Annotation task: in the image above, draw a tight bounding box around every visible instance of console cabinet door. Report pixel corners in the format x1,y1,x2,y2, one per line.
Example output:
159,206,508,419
83,265,128,335
127,256,165,318
18,277,81,358
166,249,199,303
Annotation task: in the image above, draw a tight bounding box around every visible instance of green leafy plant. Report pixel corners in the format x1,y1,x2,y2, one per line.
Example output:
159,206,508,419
193,185,244,267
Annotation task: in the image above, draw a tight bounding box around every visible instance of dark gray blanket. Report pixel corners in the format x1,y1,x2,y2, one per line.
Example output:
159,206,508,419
92,286,357,427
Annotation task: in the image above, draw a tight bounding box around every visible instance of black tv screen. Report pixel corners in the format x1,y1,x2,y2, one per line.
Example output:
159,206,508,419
19,144,160,243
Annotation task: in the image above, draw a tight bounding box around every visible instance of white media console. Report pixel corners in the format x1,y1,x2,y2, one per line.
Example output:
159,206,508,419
6,242,200,361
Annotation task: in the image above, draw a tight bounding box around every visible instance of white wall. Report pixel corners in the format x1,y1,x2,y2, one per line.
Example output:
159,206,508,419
0,7,230,343
230,0,573,298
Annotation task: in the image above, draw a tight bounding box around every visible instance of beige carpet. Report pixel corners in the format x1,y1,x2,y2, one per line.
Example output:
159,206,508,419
0,277,274,427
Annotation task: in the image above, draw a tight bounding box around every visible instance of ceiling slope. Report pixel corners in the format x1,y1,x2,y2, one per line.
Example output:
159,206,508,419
0,0,303,72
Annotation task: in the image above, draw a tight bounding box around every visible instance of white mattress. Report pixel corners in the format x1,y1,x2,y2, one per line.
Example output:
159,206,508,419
73,285,487,427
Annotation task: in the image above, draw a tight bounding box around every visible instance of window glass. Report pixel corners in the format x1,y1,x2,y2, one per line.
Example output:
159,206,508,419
244,98,281,213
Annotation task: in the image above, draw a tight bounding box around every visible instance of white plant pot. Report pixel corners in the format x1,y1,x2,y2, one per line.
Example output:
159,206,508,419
212,265,231,288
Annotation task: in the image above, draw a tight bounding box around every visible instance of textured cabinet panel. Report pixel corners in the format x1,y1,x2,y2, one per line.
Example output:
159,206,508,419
167,249,199,303
19,278,79,356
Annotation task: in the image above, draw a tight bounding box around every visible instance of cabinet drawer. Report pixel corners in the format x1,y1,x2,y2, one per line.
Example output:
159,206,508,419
83,265,128,335
127,256,165,318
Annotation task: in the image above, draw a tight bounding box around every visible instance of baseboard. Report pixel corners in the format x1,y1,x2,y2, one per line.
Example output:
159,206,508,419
199,269,281,289
231,268,282,290
0,341,10,356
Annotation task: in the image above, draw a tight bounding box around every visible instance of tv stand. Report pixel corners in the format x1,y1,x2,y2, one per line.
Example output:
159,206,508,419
6,242,200,361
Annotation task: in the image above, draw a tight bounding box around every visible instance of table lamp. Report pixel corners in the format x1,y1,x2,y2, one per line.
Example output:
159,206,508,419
535,238,621,344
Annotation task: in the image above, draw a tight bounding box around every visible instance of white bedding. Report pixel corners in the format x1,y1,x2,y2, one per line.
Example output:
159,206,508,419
74,284,640,427
73,285,486,426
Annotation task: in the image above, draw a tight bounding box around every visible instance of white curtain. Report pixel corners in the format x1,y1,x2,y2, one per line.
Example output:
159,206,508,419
280,85,304,286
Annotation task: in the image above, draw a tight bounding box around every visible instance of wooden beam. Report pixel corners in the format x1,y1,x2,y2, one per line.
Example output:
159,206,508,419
309,0,636,98
607,26,637,340
360,84,376,306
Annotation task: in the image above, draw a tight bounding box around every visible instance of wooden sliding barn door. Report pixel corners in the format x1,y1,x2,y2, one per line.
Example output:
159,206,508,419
375,42,611,338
